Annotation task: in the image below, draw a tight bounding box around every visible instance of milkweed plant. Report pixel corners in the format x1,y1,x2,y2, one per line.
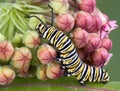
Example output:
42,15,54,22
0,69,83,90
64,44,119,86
0,0,118,85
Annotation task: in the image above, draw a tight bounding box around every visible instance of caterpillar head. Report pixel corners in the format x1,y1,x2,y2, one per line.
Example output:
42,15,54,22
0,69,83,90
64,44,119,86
36,23,46,34
101,69,110,84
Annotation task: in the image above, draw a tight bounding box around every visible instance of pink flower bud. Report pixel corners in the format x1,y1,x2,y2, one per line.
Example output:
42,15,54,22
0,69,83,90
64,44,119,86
92,7,107,25
37,44,57,64
87,15,102,33
83,58,92,66
23,31,41,48
0,41,14,62
36,65,48,80
100,20,118,38
72,28,89,48
77,49,88,60
84,33,101,52
46,61,64,79
102,13,109,21
0,66,15,85
91,48,109,67
101,38,112,51
11,47,32,77
55,13,75,32
74,11,93,30
77,0,96,13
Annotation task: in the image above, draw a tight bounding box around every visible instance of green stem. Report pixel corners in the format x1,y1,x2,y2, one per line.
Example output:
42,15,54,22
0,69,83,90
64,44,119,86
20,4,49,11
6,18,15,40
10,10,26,33
0,14,9,30
14,9,30,30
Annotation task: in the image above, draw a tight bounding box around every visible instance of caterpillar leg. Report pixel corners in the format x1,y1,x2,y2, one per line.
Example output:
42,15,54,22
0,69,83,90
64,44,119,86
102,81,108,84
79,81,86,86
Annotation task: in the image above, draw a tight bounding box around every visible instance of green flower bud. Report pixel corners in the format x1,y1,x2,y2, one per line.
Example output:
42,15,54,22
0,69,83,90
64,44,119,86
28,14,46,30
49,0,69,14
12,33,23,47
36,65,48,80
22,31,41,48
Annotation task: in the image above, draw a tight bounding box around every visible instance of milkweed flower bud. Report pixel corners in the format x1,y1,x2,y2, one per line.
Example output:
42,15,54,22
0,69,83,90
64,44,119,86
77,0,96,13
91,48,110,67
77,49,88,60
55,13,75,32
46,61,64,79
49,0,69,14
0,41,14,62
0,66,15,85
12,33,23,47
37,44,57,64
74,11,93,30
84,33,101,52
23,31,40,48
87,15,102,33
11,47,32,77
100,20,118,38
36,65,48,80
102,13,109,21
72,28,89,48
101,38,112,51
28,14,46,29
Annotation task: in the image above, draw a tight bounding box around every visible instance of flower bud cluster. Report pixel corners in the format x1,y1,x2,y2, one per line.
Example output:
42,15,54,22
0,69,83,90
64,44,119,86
36,44,64,80
51,0,118,67
0,30,63,85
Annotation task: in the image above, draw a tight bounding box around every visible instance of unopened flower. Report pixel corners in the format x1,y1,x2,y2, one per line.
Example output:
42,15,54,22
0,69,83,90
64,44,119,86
12,33,23,47
84,33,101,52
102,13,109,21
87,15,102,33
91,7,107,25
49,0,69,14
91,48,110,67
11,47,32,77
100,20,118,38
46,61,64,79
37,44,57,64
36,65,48,80
0,41,14,62
77,49,88,60
101,38,112,51
77,0,96,13
28,14,46,29
0,66,15,85
72,28,89,48
74,11,93,30
55,12,75,32
0,33,6,42
23,31,40,48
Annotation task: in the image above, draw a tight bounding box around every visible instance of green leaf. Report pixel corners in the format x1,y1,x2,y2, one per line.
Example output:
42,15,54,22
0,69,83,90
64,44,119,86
0,77,119,91
103,82,120,90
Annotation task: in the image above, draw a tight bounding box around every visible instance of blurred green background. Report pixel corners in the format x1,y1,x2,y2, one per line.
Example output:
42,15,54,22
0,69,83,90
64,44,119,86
97,0,120,81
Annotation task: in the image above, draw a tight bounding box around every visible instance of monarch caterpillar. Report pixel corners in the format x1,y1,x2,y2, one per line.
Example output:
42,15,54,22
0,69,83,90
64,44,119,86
26,5,110,85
